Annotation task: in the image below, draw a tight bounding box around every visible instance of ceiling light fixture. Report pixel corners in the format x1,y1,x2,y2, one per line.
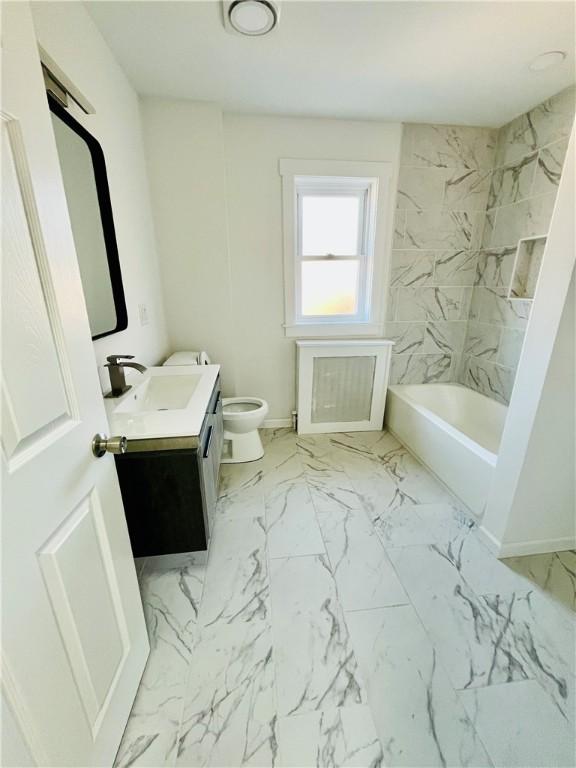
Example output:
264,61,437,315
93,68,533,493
529,50,567,72
223,0,279,36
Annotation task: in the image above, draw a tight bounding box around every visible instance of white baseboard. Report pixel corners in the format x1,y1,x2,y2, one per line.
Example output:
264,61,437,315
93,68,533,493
497,535,576,558
476,525,502,556
476,525,575,558
263,418,293,428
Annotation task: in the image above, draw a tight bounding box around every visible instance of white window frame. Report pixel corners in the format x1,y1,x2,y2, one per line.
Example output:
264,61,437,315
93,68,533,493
280,158,393,338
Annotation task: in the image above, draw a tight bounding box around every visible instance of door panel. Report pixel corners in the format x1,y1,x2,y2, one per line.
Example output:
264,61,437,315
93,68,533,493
38,489,130,735
1,117,76,468
1,4,149,765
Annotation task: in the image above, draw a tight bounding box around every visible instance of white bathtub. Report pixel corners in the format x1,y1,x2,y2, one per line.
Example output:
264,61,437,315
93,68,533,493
385,383,508,517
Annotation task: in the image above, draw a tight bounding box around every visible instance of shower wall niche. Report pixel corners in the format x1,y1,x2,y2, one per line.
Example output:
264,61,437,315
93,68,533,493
508,236,546,300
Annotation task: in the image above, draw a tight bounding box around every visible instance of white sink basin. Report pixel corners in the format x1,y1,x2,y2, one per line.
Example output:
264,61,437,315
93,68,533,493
105,365,220,441
115,373,203,413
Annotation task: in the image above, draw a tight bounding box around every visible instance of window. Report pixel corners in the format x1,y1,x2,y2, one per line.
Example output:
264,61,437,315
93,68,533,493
280,159,393,337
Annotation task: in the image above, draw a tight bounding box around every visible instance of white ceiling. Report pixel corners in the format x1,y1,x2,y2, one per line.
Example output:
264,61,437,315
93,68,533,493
86,0,576,127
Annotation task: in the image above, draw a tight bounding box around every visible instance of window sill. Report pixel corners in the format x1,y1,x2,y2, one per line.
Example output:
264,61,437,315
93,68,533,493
284,322,384,338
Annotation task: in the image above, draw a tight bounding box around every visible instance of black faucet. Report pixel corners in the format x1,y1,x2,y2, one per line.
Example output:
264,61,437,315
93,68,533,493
104,355,147,398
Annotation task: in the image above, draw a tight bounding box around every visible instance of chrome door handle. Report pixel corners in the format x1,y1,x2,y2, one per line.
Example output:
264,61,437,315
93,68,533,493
92,433,128,458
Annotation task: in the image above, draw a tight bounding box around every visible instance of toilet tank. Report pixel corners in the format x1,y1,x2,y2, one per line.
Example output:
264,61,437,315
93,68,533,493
164,351,199,366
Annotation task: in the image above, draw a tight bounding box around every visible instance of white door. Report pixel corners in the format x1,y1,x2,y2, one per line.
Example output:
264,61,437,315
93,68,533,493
1,4,149,766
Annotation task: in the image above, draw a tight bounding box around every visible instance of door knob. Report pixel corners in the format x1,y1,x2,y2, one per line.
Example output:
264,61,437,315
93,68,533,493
92,433,128,458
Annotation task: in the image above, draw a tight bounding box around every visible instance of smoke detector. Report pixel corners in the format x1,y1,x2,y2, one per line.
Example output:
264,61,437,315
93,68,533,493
223,0,280,36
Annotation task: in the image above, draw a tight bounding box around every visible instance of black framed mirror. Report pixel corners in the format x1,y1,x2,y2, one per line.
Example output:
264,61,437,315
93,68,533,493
48,94,128,340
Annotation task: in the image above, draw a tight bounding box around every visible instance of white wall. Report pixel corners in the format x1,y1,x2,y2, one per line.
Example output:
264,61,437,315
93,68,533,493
481,128,575,557
31,2,169,390
496,269,574,553
140,99,236,393
141,101,402,419
223,114,401,420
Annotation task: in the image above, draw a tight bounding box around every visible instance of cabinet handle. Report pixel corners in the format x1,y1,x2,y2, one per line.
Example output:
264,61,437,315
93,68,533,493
203,426,214,458
213,391,221,415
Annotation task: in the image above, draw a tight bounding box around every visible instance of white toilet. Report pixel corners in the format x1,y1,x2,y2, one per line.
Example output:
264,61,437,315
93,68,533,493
163,351,268,464
221,397,268,463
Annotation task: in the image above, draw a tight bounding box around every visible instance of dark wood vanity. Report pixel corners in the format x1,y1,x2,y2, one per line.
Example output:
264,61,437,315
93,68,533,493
114,377,223,557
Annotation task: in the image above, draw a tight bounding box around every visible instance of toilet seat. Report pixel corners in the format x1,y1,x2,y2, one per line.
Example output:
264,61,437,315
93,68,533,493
223,397,267,417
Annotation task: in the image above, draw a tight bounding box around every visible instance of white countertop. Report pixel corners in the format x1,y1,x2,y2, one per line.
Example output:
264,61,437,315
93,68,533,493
104,364,220,441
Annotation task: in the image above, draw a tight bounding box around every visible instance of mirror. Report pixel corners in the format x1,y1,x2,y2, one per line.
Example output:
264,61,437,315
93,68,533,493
49,95,127,340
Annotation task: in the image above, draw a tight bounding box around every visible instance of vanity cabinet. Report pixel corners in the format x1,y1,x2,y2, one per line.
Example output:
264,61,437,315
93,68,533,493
114,377,223,557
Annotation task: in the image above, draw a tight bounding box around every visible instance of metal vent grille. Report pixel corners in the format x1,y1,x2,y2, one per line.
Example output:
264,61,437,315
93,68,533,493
311,356,376,423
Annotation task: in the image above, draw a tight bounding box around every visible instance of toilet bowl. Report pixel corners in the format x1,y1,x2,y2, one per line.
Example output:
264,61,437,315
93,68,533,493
222,397,268,463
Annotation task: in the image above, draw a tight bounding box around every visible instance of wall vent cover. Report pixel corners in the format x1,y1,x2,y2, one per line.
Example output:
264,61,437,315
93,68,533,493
296,340,393,434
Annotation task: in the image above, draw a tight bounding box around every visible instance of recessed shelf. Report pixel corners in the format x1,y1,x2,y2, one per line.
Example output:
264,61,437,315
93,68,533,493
508,235,547,300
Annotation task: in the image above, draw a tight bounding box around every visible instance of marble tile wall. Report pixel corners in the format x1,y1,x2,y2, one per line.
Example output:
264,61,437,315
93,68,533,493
388,123,497,384
459,85,575,403
388,86,575,400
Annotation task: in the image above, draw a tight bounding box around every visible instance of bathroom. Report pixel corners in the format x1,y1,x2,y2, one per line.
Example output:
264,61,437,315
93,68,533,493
2,1,574,766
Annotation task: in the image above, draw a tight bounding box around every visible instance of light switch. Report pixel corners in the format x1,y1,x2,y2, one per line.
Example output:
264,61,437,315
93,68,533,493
138,303,149,326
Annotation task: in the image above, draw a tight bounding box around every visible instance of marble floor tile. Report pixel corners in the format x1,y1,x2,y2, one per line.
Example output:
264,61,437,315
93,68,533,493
297,434,352,487
502,549,576,615
389,520,528,599
347,605,492,767
299,438,367,516
483,589,575,723
340,432,454,518
328,433,394,481
297,432,336,462
115,558,209,767
460,680,575,768
216,483,266,521
390,543,575,719
353,458,452,522
373,502,475,549
306,471,367,517
389,544,533,691
139,556,206,663
176,620,277,767
198,516,269,628
328,430,388,453
261,452,305,495
265,481,325,559
316,503,408,611
269,554,366,716
277,705,383,768
328,436,385,488
370,436,446,492
115,721,179,768
122,428,574,768
219,460,265,496
262,427,296,448
114,640,185,767
261,427,299,466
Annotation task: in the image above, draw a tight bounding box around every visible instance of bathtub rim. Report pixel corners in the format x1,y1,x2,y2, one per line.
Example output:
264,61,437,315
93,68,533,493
387,383,501,467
